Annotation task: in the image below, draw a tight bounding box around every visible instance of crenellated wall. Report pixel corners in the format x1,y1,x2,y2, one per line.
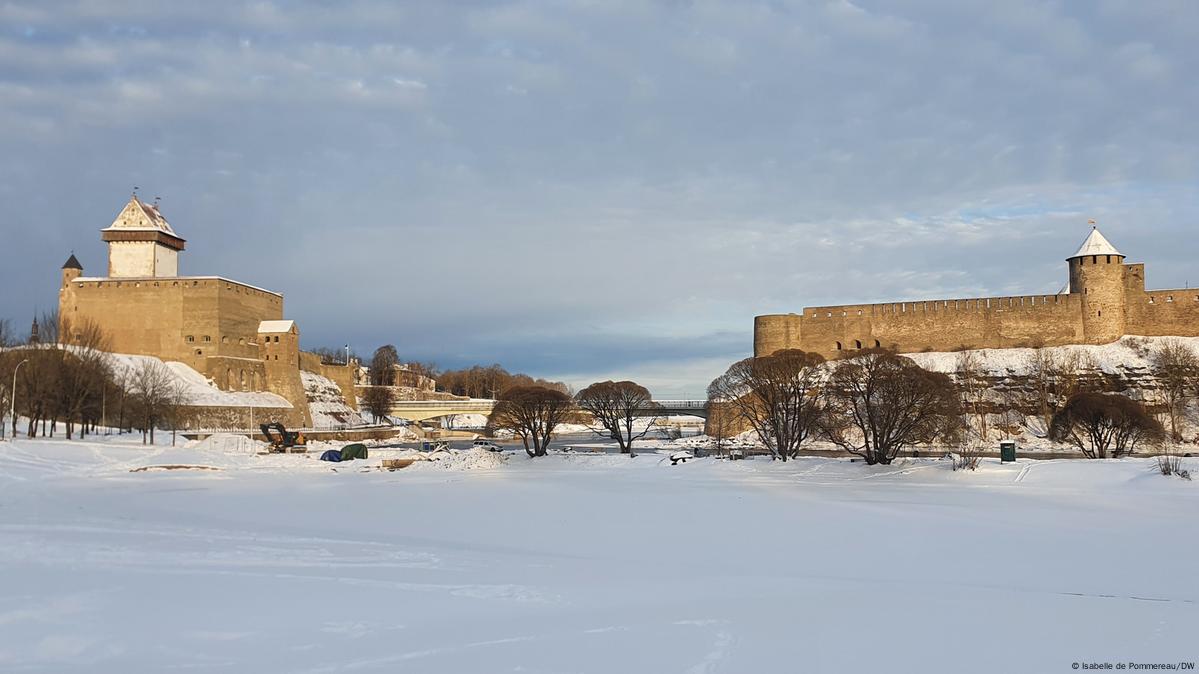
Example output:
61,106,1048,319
755,256,1199,359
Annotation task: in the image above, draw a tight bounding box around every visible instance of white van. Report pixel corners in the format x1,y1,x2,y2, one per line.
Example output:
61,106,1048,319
472,440,503,453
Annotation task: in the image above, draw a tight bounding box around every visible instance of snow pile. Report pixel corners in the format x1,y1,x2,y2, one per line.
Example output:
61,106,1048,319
105,352,292,409
413,447,507,471
302,371,366,429
188,433,264,454
905,335,1199,377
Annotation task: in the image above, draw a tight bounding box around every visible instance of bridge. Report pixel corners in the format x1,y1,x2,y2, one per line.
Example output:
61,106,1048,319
388,399,709,423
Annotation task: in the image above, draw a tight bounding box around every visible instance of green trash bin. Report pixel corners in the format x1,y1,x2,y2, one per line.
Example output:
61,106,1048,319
999,440,1017,463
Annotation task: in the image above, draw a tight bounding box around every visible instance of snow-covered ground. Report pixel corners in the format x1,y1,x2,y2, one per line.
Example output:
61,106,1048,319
0,438,1195,672
301,371,367,429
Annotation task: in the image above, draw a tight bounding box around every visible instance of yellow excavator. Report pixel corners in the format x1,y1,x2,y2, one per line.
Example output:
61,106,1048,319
260,423,308,452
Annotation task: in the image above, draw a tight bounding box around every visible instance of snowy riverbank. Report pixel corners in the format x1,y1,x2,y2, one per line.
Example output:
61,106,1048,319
0,438,1195,672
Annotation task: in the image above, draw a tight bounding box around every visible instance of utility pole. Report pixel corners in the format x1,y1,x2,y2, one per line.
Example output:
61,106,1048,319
8,358,29,440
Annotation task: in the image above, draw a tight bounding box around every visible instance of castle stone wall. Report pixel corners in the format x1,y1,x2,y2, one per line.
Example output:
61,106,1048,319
755,252,1199,359
60,276,283,370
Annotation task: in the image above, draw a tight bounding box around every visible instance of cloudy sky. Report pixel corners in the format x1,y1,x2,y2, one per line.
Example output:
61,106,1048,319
2,0,1196,396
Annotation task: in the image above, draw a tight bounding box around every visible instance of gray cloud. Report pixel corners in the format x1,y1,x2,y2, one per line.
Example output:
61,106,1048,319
2,0,1197,395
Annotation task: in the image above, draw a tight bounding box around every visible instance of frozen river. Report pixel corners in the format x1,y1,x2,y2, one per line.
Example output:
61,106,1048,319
0,437,1196,672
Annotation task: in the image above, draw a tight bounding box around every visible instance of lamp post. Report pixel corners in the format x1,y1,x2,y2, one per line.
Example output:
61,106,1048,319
8,358,29,440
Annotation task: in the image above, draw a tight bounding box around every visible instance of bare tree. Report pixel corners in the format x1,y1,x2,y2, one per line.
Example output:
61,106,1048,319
370,345,399,386
703,402,737,457
1049,392,1165,459
38,309,59,345
821,349,962,465
576,380,657,456
708,349,827,462
362,385,395,424
955,350,989,442
129,360,180,445
487,385,574,457
163,378,193,446
1150,339,1198,441
0,318,13,348
58,318,113,440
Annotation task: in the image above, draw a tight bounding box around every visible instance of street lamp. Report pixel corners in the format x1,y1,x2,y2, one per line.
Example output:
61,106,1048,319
7,358,29,440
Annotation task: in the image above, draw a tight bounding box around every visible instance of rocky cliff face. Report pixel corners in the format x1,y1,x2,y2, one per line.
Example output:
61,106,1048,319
908,335,1199,446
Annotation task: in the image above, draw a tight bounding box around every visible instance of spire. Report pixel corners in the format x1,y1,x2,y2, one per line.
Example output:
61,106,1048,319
1069,225,1122,259
29,316,40,344
62,252,82,270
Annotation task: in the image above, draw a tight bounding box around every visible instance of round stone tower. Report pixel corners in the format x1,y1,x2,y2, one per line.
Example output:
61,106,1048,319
1067,227,1126,344
61,253,83,288
753,313,802,357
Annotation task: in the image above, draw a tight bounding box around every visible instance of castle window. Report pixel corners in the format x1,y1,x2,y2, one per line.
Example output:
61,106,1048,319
835,342,842,351
1167,295,1174,302
186,335,195,343
854,340,862,349
874,339,881,348
1091,256,1097,264
196,349,202,356
274,335,280,343
222,336,228,343
1149,296,1155,303
1098,310,1102,317
1106,255,1112,263
203,335,211,342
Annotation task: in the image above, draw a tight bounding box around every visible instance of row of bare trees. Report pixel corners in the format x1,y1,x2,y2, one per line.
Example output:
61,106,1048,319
710,349,961,465
486,381,656,458
0,317,192,444
436,363,568,398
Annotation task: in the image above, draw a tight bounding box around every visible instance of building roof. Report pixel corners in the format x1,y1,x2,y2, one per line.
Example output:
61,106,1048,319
1070,227,1122,259
102,196,181,236
258,320,296,334
61,253,82,270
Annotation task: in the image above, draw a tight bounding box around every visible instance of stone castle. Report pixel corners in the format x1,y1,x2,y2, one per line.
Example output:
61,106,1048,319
754,228,1199,359
58,196,357,426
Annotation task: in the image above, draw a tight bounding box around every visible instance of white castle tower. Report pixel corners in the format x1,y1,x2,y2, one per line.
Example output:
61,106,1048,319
99,195,186,277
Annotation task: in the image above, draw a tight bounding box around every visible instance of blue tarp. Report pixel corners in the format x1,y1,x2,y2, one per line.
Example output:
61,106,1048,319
319,449,342,463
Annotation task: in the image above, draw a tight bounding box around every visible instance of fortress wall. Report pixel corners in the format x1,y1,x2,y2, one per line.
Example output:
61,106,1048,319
215,281,284,359
1127,289,1199,338
299,352,360,410
61,277,287,384
754,314,802,357
261,327,310,427
762,293,1086,359
201,356,268,392
62,279,187,362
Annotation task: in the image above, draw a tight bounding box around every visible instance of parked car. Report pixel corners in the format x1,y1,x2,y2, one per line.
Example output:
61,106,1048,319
472,440,503,453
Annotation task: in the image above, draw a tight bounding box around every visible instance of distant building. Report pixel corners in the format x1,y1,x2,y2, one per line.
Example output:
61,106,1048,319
58,196,356,426
754,228,1199,358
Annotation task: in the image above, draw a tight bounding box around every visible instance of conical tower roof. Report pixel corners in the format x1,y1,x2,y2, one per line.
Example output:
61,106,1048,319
1069,227,1122,259
61,253,82,270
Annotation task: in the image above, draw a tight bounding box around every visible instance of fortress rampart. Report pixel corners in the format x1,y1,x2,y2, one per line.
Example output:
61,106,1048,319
754,231,1199,359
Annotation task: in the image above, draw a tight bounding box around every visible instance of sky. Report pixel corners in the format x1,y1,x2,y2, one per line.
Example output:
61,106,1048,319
1,0,1197,397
